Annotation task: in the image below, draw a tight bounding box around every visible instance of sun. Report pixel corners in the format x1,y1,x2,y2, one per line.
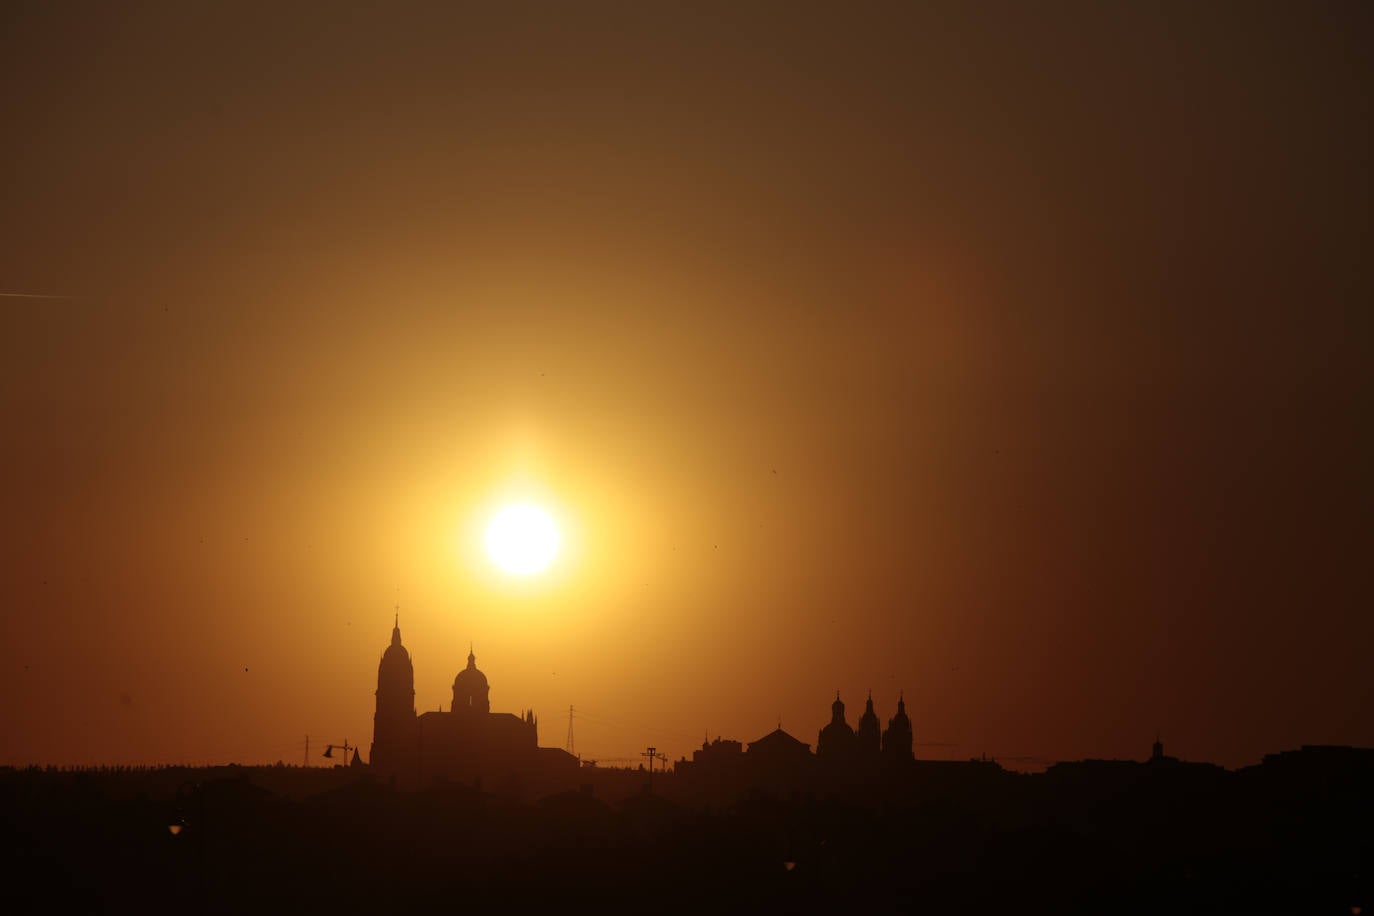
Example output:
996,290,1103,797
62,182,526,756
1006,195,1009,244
484,504,560,575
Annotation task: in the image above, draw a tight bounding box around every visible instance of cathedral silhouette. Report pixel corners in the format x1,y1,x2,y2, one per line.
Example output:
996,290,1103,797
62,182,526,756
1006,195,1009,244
816,690,914,764
673,689,918,796
370,617,577,788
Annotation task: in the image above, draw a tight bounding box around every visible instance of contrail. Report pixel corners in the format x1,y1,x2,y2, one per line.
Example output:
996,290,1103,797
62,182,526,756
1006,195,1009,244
0,291,80,300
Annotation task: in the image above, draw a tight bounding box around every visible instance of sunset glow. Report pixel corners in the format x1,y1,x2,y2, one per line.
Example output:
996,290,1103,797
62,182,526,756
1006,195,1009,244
1,1,1369,784
3,6,1370,909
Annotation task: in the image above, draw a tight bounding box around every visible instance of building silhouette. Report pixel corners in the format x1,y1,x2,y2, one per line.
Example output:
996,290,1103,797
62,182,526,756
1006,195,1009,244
694,735,744,768
369,614,418,777
369,618,576,788
816,691,855,762
746,727,812,765
856,691,881,756
745,726,813,787
676,691,927,797
815,690,916,777
881,691,913,762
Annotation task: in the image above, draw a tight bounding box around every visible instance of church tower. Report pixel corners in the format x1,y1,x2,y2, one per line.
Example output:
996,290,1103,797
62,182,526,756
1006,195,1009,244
370,614,418,780
856,690,881,756
881,691,913,761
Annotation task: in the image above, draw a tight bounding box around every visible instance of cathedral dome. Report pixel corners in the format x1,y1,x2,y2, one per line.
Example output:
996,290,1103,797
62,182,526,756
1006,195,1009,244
453,666,487,690
452,646,491,713
453,648,487,688
817,691,855,759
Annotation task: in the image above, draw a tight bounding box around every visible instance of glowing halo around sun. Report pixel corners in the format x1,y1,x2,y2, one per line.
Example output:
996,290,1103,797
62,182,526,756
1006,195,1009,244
484,504,560,575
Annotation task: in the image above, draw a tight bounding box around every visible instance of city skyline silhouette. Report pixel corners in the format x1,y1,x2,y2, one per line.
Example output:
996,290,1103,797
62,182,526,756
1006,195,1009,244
2,0,1370,815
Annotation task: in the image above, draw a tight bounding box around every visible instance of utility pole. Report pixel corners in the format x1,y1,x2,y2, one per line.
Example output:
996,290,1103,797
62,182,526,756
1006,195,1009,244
565,705,575,755
641,746,664,792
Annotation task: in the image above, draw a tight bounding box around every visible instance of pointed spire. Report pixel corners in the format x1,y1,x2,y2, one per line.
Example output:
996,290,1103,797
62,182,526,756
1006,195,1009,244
390,610,402,647
467,642,476,669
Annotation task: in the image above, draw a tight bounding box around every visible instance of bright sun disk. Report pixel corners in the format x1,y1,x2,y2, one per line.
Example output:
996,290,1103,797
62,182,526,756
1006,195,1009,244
485,504,560,575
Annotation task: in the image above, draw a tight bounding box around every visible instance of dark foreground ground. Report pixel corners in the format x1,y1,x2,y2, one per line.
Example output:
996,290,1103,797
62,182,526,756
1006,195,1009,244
3,751,1369,915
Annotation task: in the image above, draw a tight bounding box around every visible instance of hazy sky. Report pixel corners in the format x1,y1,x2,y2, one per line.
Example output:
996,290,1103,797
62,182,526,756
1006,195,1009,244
2,2,1370,770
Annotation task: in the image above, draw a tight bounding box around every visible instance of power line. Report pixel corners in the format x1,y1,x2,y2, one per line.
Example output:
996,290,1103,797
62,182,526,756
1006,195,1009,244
0,291,79,300
571,708,701,744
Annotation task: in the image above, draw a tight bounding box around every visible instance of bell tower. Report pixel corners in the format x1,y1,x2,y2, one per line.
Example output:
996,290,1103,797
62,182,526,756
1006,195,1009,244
856,690,881,755
370,612,418,780
881,691,914,762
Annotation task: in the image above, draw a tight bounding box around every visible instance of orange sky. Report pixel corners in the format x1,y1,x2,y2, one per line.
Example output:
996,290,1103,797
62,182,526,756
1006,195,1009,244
2,3,1371,771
